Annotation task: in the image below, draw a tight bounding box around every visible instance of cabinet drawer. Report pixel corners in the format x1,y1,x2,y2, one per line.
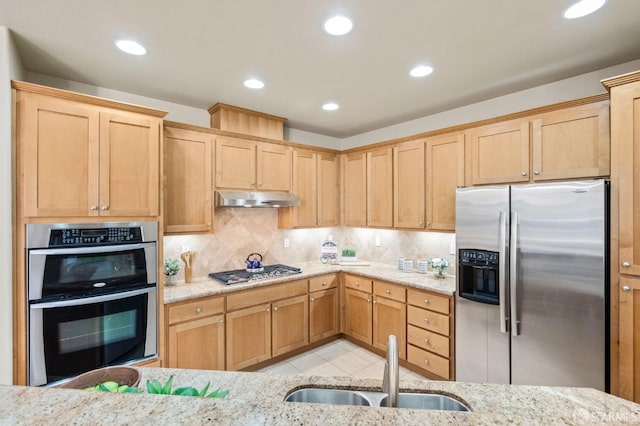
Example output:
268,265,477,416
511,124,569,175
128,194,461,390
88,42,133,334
373,281,406,302
344,274,373,293
226,279,307,311
407,305,450,336
407,289,450,315
407,324,449,358
407,345,450,379
167,296,224,325
309,274,338,292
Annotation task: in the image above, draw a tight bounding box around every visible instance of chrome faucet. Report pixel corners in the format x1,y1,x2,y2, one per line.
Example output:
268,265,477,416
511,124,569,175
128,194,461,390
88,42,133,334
382,334,399,407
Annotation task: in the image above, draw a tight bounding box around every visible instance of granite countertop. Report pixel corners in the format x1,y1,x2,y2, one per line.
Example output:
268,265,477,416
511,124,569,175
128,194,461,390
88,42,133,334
164,261,456,304
1,368,638,425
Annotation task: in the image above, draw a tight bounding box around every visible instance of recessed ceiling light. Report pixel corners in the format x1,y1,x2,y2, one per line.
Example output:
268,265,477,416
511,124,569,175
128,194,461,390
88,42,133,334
410,65,434,78
244,79,265,89
563,0,606,19
323,16,353,35
115,39,147,55
322,102,339,111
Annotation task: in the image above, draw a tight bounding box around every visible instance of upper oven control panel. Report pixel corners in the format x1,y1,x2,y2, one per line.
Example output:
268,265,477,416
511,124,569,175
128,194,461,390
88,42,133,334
49,227,143,246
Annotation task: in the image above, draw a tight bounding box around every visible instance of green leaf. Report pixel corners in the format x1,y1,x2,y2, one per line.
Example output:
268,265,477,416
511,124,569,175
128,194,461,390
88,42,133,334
161,375,174,395
121,386,142,393
172,387,199,397
146,379,164,394
197,382,211,397
206,388,229,399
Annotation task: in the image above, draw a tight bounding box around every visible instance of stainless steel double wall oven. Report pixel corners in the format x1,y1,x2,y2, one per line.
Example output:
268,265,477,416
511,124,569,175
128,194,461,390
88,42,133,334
27,222,158,386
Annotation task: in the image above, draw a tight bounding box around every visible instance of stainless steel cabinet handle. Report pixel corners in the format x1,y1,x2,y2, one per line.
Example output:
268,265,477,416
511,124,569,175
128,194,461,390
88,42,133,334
534,170,540,175
510,211,521,336
498,211,508,334
101,205,109,211
90,205,98,211
521,171,527,176
196,307,203,313
622,262,630,268
622,285,631,292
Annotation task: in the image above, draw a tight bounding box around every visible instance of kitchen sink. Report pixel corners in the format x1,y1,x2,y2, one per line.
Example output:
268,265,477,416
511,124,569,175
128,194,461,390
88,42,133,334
284,388,470,411
284,388,371,406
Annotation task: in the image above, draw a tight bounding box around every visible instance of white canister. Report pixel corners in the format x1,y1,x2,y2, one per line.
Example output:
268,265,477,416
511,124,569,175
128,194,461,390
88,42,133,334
403,259,413,273
397,257,406,270
417,259,429,274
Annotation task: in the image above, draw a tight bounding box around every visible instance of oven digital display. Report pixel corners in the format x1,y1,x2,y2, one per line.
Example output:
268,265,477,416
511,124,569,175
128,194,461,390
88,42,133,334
58,310,137,354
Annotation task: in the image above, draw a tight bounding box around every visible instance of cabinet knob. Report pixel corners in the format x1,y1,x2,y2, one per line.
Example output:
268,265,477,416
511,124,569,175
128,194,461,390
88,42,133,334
373,300,377,304
423,318,430,323
426,221,431,226
196,307,203,313
622,285,631,292
266,308,271,312
534,170,540,175
423,299,430,305
310,297,315,302
207,223,211,226
385,289,391,294
622,262,631,268
424,338,429,344
355,282,359,287
101,205,109,211
424,359,429,365
322,281,328,286
367,298,371,303
419,221,424,225
259,182,263,187
90,205,98,211
252,182,256,186
273,307,278,312
219,320,225,325
521,171,527,176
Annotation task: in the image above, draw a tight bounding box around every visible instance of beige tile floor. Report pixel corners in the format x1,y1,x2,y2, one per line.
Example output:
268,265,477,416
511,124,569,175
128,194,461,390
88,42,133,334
257,338,428,382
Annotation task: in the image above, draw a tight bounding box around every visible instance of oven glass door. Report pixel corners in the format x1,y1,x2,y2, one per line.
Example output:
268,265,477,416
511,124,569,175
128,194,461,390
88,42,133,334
29,286,157,386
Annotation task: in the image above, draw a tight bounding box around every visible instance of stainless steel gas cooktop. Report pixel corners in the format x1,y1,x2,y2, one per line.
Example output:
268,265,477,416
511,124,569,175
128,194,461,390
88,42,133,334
208,264,302,285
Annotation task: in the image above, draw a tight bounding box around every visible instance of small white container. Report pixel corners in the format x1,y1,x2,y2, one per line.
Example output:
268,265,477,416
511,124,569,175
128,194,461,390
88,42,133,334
397,257,406,271
417,260,429,274
403,259,413,273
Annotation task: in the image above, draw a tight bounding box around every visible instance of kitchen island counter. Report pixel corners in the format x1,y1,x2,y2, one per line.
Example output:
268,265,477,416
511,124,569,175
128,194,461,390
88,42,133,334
164,261,455,304
1,368,638,425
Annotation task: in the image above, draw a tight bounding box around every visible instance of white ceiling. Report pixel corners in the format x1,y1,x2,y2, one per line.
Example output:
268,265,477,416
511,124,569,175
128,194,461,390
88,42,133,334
2,0,640,138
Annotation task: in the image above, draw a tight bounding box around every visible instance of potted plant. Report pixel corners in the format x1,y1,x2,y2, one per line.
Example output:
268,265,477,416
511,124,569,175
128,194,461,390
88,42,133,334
428,257,449,279
341,248,357,262
164,257,180,286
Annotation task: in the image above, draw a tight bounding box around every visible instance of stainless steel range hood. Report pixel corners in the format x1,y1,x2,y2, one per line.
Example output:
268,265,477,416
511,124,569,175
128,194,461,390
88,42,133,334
215,190,301,208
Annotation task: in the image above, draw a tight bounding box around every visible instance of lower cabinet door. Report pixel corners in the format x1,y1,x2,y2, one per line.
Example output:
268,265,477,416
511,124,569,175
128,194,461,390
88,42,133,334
167,314,225,370
272,295,309,357
309,288,339,343
373,296,406,359
225,303,271,370
344,288,373,345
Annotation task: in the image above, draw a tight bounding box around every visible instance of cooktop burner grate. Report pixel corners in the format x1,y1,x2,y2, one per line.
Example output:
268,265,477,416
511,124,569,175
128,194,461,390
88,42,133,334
208,264,302,285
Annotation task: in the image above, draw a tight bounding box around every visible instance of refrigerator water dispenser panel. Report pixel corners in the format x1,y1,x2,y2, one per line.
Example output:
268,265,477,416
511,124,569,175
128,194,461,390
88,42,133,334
458,249,499,304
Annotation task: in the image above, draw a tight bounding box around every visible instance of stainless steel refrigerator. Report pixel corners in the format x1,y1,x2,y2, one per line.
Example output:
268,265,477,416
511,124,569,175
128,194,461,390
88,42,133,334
455,179,608,391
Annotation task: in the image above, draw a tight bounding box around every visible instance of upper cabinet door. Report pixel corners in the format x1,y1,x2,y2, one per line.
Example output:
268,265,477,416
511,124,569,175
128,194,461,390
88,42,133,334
317,153,339,227
367,147,393,228
531,101,610,181
470,119,530,185
164,126,214,234
256,143,292,191
394,140,425,229
215,137,256,189
426,132,464,231
343,152,367,227
99,111,160,217
291,150,317,228
19,93,100,217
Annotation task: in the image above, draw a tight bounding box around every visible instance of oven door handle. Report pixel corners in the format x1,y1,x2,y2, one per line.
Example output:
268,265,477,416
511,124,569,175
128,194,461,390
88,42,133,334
29,287,155,309
29,243,156,256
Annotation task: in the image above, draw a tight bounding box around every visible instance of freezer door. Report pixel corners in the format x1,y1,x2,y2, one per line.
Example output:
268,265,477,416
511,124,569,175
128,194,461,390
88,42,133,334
455,186,510,384
510,180,607,390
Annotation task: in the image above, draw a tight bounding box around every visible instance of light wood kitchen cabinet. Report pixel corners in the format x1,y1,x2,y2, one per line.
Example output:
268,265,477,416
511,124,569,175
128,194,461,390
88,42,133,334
209,102,286,140
603,72,640,402
367,147,393,227
15,84,163,217
215,137,292,191
469,118,530,185
343,152,367,227
166,296,225,370
225,280,308,370
406,288,454,380
425,132,464,231
164,125,214,234
309,274,339,343
343,274,373,345
394,139,425,229
531,101,610,181
372,281,406,359
279,150,338,228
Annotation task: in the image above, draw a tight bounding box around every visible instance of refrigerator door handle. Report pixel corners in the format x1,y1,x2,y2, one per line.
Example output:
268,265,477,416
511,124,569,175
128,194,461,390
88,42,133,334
498,210,508,334
510,211,521,336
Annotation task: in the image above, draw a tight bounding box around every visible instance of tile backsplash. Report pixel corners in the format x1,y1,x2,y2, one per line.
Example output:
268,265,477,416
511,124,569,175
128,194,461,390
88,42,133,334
163,208,456,280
